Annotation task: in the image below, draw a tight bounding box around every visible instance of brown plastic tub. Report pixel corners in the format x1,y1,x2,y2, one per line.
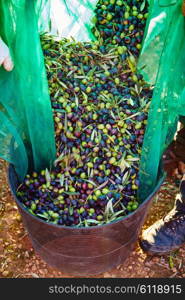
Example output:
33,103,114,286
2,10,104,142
8,164,164,276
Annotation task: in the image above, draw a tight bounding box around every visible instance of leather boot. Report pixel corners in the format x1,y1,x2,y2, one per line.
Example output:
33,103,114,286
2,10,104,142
139,177,185,255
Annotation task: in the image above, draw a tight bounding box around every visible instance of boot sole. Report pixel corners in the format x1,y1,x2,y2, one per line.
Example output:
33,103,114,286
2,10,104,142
139,242,185,256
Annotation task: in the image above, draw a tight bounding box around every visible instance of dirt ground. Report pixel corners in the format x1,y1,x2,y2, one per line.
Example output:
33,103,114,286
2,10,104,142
0,159,185,279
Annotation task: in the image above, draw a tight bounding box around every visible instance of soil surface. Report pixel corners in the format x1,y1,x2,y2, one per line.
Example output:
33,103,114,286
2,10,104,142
1,158,185,279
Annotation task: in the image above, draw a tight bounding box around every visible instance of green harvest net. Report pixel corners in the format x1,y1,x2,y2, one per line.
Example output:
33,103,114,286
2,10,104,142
137,0,185,200
0,0,57,181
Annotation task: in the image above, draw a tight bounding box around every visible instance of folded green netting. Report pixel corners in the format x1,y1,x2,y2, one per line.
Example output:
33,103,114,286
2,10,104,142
138,0,185,200
0,0,56,180
0,111,28,181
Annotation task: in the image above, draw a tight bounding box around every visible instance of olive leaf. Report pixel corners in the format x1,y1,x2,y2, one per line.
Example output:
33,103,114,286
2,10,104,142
54,152,65,166
54,90,60,98
115,174,122,181
139,97,148,107
99,92,111,102
37,213,50,220
106,134,115,143
85,219,101,225
120,202,127,210
45,168,51,185
57,79,68,90
63,191,80,196
80,64,85,76
67,69,76,77
122,171,130,186
109,210,125,222
82,179,97,187
65,179,68,191
74,75,87,79
93,180,109,191
126,157,139,162
128,98,134,106
82,91,88,102
90,168,94,178
110,110,116,119
69,207,74,216
75,93,79,107
84,220,89,227
140,0,146,12
64,113,68,132
59,174,65,187
105,199,114,218
127,55,136,73
87,66,97,77
122,111,140,121
87,167,91,178
134,84,140,95
169,255,174,269
119,156,130,172
91,129,96,141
